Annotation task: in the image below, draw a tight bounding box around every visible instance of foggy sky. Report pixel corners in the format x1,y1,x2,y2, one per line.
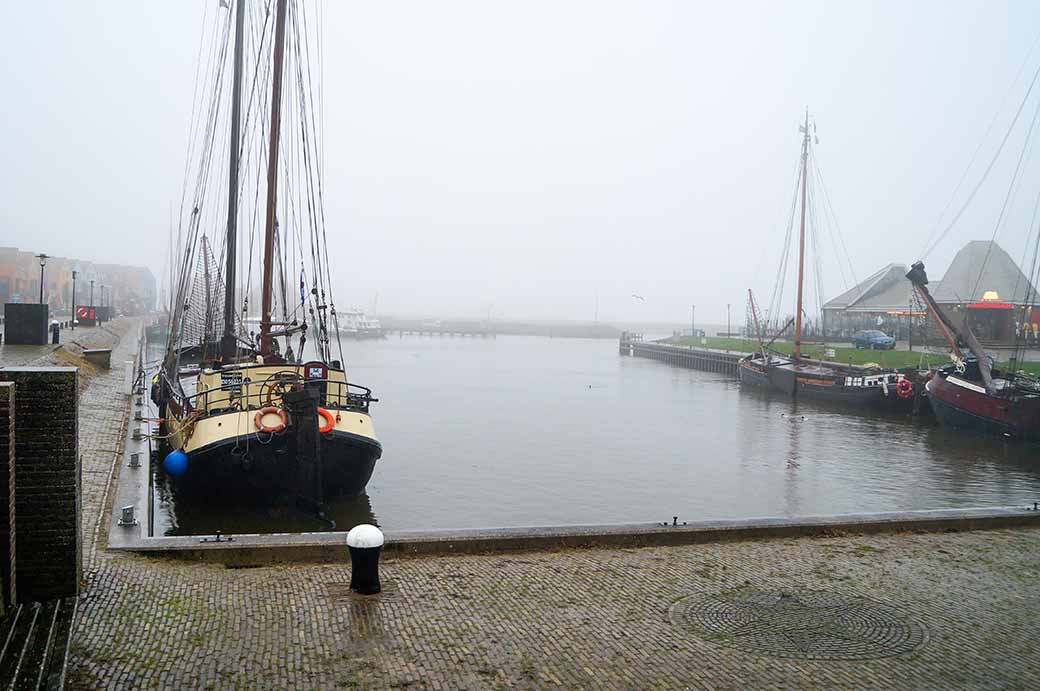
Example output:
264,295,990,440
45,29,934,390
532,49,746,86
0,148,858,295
3,1,1040,325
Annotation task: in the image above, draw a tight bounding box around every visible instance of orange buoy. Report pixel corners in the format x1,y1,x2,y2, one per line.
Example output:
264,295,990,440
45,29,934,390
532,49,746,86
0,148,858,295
895,378,914,399
317,407,336,434
254,406,288,433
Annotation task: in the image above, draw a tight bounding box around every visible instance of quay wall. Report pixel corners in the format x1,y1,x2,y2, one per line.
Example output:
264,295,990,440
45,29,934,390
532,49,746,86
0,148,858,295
116,506,1040,566
620,335,743,377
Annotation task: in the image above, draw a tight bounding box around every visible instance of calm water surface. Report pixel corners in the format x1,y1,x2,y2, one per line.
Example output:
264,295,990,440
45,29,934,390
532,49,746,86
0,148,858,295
160,335,1040,535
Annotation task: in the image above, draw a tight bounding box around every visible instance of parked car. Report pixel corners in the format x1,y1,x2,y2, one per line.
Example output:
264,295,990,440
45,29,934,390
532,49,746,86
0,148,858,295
852,329,896,349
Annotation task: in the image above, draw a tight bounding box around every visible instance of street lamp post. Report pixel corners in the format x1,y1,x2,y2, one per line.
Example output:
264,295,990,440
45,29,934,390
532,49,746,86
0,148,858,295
71,270,78,330
727,303,731,340
36,253,49,304
691,304,695,338
89,279,95,308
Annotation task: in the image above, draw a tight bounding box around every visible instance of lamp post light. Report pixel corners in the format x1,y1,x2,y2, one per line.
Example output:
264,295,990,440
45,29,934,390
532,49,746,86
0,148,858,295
71,270,78,330
36,253,49,304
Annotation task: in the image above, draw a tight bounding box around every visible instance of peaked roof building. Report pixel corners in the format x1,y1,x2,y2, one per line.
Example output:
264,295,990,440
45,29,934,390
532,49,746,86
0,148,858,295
929,240,1038,305
823,263,913,314
821,240,1039,343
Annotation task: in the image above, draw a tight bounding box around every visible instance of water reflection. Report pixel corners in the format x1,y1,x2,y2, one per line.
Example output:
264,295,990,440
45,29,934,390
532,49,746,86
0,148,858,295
156,481,378,536
783,400,803,517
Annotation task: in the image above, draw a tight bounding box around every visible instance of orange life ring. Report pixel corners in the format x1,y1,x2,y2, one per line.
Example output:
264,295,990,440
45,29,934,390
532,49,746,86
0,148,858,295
254,406,288,433
317,407,336,434
895,378,914,399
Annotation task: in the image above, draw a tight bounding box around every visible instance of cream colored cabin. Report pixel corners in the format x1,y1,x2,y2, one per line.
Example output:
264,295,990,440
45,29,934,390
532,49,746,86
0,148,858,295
166,362,376,454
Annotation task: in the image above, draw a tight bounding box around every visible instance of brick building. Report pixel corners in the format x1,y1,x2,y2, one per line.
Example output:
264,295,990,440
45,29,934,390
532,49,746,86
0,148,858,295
0,246,156,317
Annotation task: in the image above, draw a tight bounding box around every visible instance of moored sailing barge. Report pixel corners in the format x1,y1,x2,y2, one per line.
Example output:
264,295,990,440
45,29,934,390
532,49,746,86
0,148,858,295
156,0,382,506
908,261,1040,441
737,113,926,413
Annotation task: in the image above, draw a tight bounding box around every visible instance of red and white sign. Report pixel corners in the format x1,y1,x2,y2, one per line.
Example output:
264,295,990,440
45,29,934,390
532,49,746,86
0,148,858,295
76,306,96,320
967,301,1013,310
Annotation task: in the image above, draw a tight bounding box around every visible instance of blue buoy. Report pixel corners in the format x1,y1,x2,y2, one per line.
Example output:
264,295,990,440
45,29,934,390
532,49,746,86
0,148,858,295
163,449,189,477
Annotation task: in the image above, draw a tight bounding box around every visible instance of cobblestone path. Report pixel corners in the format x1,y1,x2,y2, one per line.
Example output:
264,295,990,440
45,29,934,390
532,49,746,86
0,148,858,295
69,527,1038,690
40,320,1040,689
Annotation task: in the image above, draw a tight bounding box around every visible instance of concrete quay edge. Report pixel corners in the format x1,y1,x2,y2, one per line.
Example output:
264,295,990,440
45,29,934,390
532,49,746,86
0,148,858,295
111,505,1040,566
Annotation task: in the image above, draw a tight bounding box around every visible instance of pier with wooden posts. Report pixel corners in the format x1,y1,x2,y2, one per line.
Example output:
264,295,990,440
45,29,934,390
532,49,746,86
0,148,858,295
395,327,495,338
619,332,743,377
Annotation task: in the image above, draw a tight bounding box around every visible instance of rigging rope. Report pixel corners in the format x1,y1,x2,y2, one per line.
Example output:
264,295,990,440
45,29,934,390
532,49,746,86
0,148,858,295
920,57,1040,261
968,90,1040,305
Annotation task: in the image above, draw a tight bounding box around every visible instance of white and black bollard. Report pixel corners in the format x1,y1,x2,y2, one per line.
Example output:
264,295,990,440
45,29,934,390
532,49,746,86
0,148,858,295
346,524,384,595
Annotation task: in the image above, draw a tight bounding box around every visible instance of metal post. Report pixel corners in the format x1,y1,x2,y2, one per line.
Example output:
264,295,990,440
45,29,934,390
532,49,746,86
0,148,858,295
90,279,94,308
36,253,48,304
71,270,77,330
908,302,913,352
727,303,731,340
346,525,384,595
691,304,695,338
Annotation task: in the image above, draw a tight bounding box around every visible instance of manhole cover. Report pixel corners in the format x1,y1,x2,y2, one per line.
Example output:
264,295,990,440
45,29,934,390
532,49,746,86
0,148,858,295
669,589,928,660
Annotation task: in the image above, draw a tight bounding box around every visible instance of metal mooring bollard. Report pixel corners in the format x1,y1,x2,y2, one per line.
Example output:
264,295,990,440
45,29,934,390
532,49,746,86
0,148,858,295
346,524,384,594
51,321,60,344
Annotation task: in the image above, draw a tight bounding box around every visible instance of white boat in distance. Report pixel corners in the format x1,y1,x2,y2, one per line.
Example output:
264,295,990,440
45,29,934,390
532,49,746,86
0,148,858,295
339,308,384,339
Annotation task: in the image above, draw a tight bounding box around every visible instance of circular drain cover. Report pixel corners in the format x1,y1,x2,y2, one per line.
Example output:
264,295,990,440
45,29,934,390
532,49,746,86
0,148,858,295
670,589,927,660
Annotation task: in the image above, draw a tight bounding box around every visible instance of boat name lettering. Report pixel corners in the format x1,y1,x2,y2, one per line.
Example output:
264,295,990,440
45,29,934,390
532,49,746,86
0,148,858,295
797,377,835,386
221,372,243,388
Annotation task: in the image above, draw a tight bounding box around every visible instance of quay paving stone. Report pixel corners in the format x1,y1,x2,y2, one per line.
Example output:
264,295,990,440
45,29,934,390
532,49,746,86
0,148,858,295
50,319,1040,689
70,528,1040,690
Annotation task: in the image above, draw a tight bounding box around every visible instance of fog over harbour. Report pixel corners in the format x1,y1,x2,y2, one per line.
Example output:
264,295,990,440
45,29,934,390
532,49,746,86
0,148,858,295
4,1,1040,324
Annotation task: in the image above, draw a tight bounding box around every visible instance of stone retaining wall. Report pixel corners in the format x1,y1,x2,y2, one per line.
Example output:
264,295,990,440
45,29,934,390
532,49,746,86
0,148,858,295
0,382,12,608
0,367,79,602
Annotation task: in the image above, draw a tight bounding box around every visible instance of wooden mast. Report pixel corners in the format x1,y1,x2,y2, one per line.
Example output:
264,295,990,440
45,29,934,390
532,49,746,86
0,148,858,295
221,0,247,361
259,0,290,357
748,288,766,358
793,109,810,362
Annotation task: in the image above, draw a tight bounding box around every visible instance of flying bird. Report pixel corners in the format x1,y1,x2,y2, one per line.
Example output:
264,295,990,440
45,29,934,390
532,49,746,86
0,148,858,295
631,294,645,302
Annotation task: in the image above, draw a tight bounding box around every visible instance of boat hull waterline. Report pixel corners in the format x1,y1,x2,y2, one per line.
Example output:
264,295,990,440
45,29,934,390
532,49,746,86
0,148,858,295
164,427,381,501
160,362,382,502
926,372,1040,442
738,356,926,413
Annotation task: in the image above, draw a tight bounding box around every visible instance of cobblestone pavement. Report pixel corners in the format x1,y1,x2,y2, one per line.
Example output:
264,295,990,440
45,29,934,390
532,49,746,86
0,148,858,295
46,320,1040,689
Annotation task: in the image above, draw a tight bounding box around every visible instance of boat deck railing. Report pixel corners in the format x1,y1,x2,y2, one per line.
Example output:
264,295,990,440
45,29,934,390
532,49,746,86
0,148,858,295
163,372,375,416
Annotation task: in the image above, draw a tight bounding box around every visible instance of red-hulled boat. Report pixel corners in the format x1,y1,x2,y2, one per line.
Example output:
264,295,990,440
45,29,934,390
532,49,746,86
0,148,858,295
907,261,1040,441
